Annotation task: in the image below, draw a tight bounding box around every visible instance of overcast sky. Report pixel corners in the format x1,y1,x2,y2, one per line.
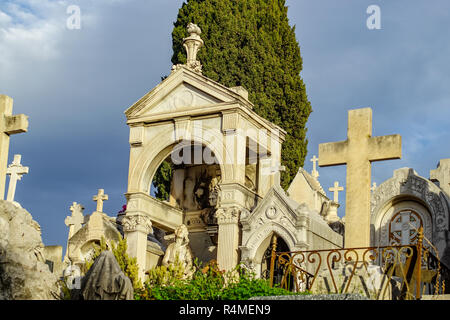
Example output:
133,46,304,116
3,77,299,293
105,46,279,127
1,0,449,249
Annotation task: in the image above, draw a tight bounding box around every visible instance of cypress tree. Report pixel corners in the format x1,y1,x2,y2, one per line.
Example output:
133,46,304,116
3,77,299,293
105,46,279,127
171,0,312,189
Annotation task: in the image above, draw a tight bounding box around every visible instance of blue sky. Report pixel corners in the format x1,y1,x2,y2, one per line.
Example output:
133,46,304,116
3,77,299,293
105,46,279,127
0,1,449,249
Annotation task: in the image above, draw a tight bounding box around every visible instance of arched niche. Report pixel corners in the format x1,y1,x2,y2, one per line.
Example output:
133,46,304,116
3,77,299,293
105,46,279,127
127,126,231,195
371,168,450,254
373,197,433,247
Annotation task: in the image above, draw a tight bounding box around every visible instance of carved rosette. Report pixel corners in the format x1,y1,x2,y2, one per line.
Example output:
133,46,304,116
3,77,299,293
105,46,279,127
215,207,240,225
121,214,152,234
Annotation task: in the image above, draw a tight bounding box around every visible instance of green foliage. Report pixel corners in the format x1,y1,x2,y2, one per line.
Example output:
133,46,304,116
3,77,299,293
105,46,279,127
153,160,173,201
135,260,308,300
84,237,142,291
146,257,188,288
171,0,312,189
58,279,72,300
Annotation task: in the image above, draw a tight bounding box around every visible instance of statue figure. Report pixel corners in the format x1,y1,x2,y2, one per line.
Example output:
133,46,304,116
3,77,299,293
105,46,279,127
79,251,134,300
200,175,221,225
162,224,193,277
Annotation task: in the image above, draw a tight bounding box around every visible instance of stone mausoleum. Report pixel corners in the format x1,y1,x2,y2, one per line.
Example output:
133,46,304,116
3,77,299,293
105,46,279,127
63,24,342,279
62,24,450,282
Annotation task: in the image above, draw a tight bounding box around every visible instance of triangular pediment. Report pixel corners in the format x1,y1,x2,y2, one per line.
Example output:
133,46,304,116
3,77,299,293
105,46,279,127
125,66,252,120
243,185,301,224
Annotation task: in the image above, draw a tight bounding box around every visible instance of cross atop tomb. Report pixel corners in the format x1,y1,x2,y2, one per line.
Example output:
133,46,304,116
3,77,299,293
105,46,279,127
65,202,85,238
329,181,344,203
319,107,401,248
93,189,108,213
310,155,319,179
0,95,29,200
6,154,29,202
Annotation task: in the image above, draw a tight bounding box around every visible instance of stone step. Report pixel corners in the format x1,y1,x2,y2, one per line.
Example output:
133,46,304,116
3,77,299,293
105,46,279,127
421,294,450,300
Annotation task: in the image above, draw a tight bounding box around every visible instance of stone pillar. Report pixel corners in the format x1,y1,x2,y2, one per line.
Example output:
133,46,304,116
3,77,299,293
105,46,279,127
122,214,152,281
216,207,240,271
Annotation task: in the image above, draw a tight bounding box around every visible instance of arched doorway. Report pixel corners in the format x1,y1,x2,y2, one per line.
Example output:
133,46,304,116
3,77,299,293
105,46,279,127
260,234,293,288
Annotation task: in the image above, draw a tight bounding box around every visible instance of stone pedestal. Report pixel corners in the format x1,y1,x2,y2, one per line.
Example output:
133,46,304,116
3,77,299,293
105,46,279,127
122,214,152,281
325,201,340,223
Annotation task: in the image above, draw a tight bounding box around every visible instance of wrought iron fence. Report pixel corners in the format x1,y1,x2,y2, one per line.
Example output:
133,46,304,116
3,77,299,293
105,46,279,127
268,227,446,300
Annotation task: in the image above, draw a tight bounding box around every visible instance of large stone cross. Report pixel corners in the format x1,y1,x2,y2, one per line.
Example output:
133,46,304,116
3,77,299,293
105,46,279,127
0,95,29,199
310,155,319,179
6,154,29,202
65,202,85,238
93,189,108,212
329,181,344,203
319,107,401,248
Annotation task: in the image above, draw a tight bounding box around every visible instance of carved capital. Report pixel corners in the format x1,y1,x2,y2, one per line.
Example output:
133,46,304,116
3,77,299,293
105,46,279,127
122,214,152,234
215,207,240,225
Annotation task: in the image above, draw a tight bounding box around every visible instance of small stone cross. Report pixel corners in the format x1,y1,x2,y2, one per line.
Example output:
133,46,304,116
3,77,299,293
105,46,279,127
65,202,85,238
93,189,108,212
329,181,344,203
6,154,29,202
310,155,319,179
0,95,29,199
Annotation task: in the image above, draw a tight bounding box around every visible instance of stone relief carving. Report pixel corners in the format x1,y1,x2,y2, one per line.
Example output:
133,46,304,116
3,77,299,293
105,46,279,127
265,206,278,220
371,168,450,246
215,207,240,224
121,214,152,234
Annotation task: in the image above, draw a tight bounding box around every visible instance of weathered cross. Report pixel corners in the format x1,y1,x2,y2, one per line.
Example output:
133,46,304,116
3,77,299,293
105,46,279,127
390,211,420,245
329,181,344,203
6,154,29,202
0,95,29,199
310,155,319,179
318,107,401,248
93,189,108,212
65,202,85,239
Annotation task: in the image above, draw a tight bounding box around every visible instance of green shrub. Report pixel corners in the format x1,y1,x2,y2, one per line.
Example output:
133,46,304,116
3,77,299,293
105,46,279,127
136,260,309,300
84,237,142,291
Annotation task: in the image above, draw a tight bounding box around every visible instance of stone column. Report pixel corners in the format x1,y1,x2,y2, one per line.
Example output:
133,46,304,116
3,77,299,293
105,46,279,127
216,207,240,271
122,214,152,281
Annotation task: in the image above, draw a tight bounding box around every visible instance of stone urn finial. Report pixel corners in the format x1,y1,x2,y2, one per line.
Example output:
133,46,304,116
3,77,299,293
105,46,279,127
172,23,204,74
